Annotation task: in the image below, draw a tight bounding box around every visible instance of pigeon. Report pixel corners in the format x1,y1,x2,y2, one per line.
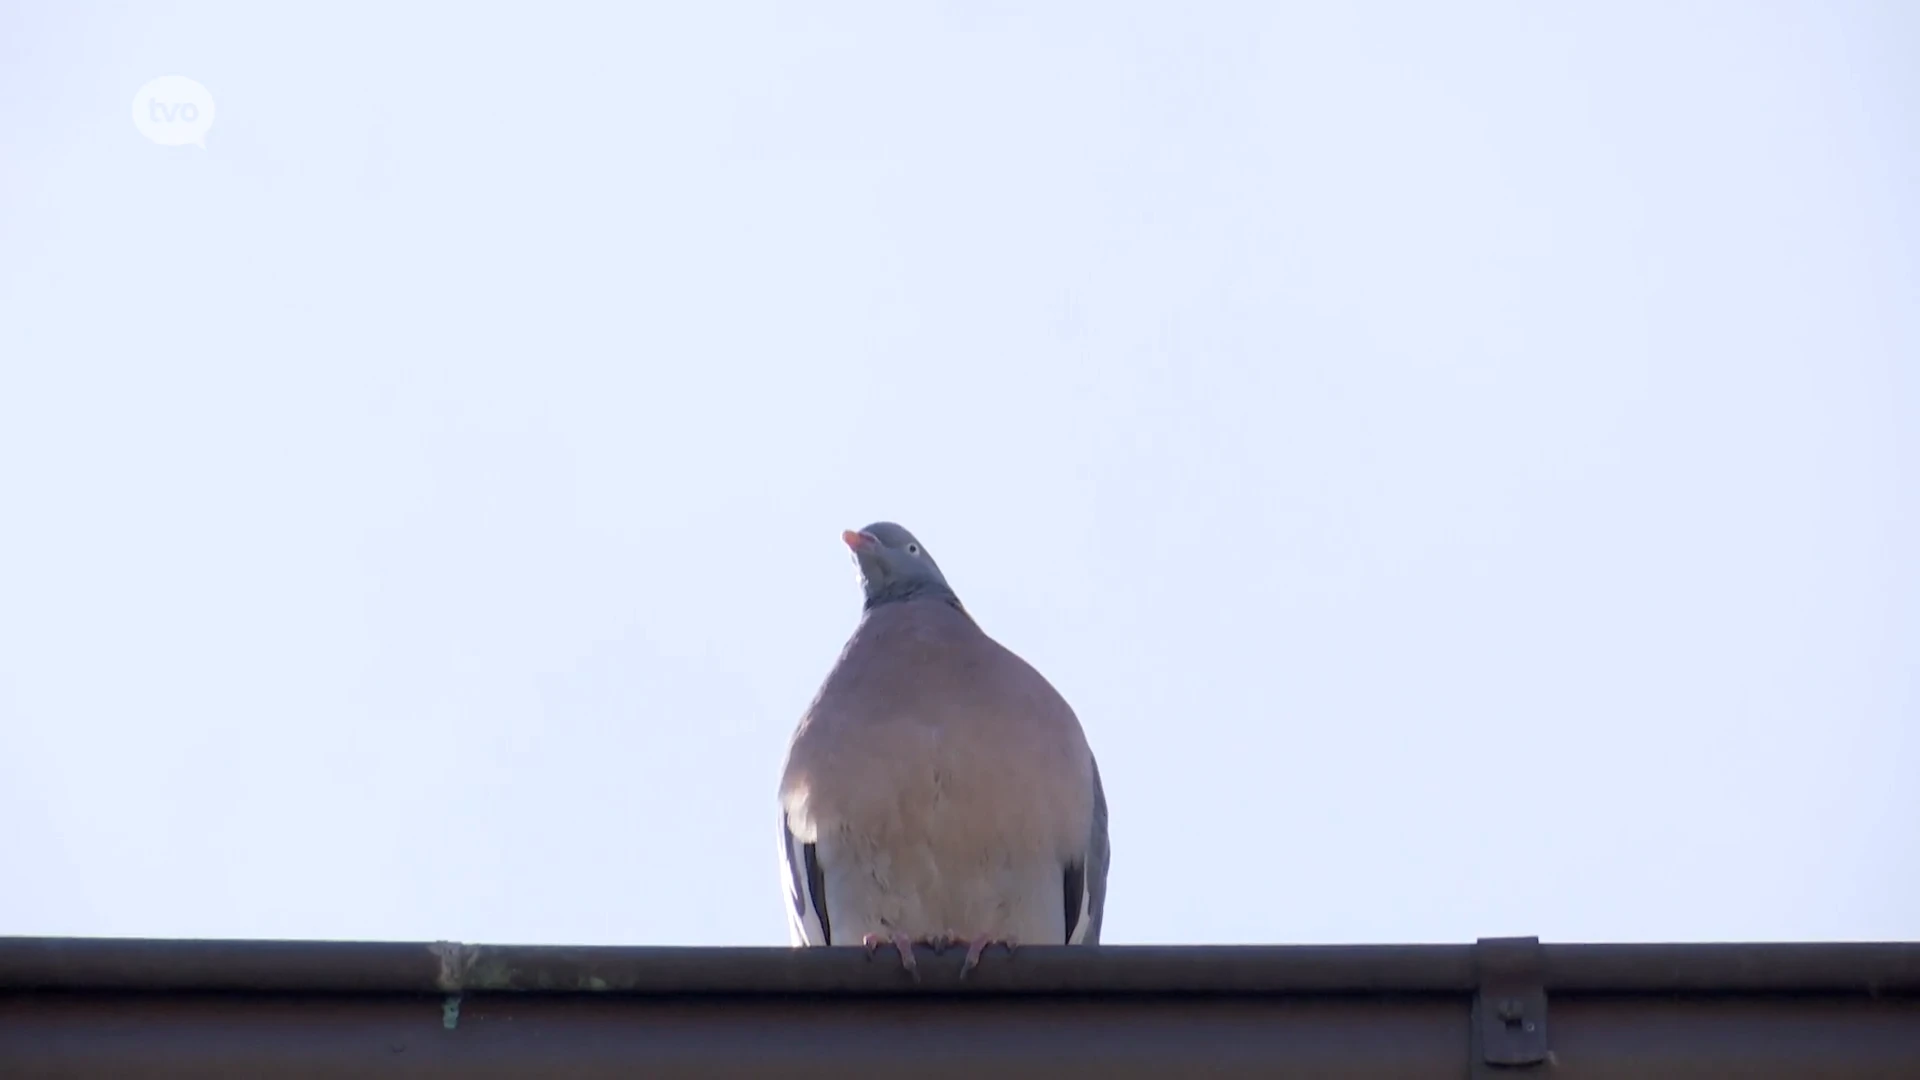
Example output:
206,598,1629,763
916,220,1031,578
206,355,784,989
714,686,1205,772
778,522,1109,976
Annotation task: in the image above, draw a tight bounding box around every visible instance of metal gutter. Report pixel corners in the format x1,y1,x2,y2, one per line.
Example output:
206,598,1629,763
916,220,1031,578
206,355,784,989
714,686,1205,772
4,936,1919,1078
9,937,1919,995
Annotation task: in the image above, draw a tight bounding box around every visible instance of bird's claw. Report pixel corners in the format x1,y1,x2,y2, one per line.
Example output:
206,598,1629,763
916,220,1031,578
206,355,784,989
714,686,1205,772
862,932,1015,979
861,932,920,979
959,936,1018,978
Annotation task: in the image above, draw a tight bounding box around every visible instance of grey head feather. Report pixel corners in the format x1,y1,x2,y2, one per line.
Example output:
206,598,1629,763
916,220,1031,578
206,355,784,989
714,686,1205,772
844,521,963,612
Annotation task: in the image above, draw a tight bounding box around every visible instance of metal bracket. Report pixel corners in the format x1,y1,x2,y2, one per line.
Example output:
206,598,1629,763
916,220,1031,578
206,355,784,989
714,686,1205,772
1472,936,1549,1076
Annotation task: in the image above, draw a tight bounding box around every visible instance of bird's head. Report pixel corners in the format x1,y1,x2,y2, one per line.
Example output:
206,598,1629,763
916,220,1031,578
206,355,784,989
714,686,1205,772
842,522,957,609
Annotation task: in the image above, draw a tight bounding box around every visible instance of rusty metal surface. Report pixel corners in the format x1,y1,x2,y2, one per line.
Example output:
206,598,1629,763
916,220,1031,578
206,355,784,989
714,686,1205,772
3,938,1919,1079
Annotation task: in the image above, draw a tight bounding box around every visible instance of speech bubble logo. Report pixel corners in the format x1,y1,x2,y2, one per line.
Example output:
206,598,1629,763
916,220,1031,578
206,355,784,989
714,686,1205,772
131,75,217,148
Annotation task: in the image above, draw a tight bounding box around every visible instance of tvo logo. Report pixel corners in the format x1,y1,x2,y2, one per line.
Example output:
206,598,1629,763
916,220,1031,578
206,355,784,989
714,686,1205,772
132,76,216,148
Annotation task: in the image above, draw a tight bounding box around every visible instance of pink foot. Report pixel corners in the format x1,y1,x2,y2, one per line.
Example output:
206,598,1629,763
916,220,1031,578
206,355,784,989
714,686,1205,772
861,932,920,978
959,936,1019,978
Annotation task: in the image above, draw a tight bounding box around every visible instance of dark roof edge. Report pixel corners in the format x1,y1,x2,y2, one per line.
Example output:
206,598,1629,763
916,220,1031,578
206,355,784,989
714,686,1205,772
5,937,1918,997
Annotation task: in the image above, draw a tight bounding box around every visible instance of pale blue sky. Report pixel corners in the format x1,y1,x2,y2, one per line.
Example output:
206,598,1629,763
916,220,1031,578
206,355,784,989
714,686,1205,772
0,2,1913,948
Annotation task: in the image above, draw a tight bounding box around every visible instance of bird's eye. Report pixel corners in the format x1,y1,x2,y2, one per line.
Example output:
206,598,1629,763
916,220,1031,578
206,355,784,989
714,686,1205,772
906,543,920,556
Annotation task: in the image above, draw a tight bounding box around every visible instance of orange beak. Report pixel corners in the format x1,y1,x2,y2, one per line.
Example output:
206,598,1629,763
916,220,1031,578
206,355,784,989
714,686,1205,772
842,529,877,553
